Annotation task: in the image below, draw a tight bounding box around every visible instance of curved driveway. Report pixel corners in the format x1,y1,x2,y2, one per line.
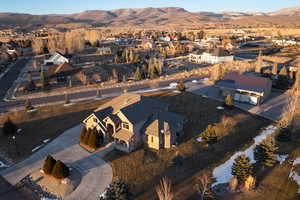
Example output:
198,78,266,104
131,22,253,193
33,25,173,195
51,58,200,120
0,125,113,200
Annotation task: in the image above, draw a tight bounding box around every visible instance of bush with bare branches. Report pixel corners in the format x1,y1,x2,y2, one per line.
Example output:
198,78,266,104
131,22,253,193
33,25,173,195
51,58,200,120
195,174,213,200
156,177,174,200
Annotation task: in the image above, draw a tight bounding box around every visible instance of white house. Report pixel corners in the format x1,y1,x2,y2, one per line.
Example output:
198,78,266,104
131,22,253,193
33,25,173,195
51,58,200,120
189,49,234,64
272,39,298,46
44,52,69,65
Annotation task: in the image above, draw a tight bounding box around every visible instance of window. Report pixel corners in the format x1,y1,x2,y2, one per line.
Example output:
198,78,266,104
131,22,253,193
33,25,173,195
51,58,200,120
151,136,154,143
93,118,98,123
122,122,129,130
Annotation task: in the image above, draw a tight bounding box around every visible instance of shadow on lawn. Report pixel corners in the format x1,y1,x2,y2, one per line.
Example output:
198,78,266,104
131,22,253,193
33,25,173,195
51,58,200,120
133,115,271,200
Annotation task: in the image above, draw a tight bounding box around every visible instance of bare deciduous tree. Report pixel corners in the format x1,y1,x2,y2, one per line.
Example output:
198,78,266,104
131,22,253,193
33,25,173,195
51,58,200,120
194,174,213,200
279,94,300,129
156,177,174,200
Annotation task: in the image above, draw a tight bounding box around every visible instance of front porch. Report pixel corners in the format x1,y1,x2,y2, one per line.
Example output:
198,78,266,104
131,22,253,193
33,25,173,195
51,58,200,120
112,129,135,153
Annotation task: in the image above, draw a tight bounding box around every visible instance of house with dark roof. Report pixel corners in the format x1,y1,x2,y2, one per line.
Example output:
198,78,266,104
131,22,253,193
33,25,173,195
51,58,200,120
189,48,234,64
46,63,78,82
83,93,187,152
215,72,272,105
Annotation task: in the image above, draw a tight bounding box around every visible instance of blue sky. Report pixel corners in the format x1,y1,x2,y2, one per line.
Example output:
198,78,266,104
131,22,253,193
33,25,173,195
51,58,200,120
1,0,299,14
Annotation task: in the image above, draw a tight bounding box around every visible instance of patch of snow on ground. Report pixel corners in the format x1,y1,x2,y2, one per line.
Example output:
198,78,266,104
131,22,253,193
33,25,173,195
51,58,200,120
293,158,300,166
277,155,288,164
212,125,277,187
196,137,203,142
289,157,300,193
216,106,225,110
0,161,9,168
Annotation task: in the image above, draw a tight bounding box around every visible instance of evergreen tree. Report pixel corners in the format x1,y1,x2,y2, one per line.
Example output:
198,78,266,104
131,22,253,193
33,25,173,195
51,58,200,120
176,82,187,92
201,125,217,144
24,99,34,111
80,127,87,143
134,67,142,81
102,180,132,200
43,155,56,175
2,118,18,135
64,93,70,104
225,95,234,107
232,154,253,184
40,66,46,88
52,160,70,179
83,129,91,144
279,66,288,76
254,137,278,167
88,130,99,149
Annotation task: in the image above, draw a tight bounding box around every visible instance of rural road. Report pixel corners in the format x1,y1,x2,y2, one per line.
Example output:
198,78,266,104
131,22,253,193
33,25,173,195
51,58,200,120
0,124,113,200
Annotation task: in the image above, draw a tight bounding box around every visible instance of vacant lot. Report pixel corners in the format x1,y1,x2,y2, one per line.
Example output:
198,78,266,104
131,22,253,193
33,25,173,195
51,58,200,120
104,91,271,200
0,98,111,162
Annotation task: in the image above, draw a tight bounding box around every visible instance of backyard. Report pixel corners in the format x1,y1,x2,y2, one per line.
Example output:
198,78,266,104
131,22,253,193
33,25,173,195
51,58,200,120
104,90,271,200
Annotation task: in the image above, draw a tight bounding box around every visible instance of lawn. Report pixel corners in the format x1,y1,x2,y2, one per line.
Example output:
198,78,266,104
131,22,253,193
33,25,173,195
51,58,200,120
0,98,111,162
104,91,271,200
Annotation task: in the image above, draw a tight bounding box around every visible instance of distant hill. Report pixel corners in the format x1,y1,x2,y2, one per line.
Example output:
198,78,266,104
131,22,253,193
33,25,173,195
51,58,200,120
0,6,300,29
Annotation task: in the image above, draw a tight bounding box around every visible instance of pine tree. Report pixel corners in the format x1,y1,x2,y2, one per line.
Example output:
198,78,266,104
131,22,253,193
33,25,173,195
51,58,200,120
134,67,142,81
201,125,217,144
40,66,46,88
225,95,234,107
24,99,34,111
103,180,132,200
52,160,70,179
83,129,91,144
272,63,278,75
2,118,18,135
254,137,278,167
64,93,70,104
43,155,56,175
176,82,187,92
279,66,288,76
232,154,253,184
88,130,99,149
80,127,87,143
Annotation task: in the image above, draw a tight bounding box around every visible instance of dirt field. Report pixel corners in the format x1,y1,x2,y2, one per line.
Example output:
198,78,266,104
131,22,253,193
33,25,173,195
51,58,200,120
104,91,271,200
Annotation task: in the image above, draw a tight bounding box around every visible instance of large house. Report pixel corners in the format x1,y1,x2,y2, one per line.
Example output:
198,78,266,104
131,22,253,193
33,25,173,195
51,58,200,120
189,48,234,64
44,52,69,65
83,93,187,152
215,72,272,105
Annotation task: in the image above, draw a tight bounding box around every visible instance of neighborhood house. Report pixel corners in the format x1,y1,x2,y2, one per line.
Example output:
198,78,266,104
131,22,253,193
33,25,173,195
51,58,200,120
83,93,187,152
189,48,234,64
215,72,272,105
44,52,69,65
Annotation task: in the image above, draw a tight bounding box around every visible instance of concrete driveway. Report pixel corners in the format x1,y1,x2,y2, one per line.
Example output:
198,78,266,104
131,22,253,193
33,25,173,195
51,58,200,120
0,124,113,200
186,81,288,121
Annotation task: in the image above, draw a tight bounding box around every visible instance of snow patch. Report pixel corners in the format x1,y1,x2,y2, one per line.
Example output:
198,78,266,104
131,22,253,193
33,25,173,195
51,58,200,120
43,139,51,143
293,158,300,166
216,106,225,110
277,155,288,164
196,137,203,142
31,145,43,152
0,161,9,168
212,125,277,187
289,170,300,193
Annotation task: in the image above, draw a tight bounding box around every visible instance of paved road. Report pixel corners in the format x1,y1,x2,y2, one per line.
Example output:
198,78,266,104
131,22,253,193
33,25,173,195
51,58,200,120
0,125,113,200
0,58,28,100
0,75,204,113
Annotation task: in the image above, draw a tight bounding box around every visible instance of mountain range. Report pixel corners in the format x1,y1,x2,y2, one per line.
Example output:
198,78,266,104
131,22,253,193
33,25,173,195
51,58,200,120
1,6,300,29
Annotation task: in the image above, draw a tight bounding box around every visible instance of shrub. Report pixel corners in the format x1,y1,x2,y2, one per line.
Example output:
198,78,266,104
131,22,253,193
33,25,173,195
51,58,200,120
225,94,234,107
102,180,132,200
52,160,70,179
2,118,18,135
201,125,217,145
176,82,187,92
80,127,87,143
24,99,34,111
232,154,253,184
43,155,56,175
276,127,292,142
254,136,278,167
88,130,99,149
83,129,91,145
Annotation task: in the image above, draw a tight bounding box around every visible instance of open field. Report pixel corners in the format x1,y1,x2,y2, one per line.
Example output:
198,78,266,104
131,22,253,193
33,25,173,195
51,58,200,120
0,98,111,162
104,91,271,200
